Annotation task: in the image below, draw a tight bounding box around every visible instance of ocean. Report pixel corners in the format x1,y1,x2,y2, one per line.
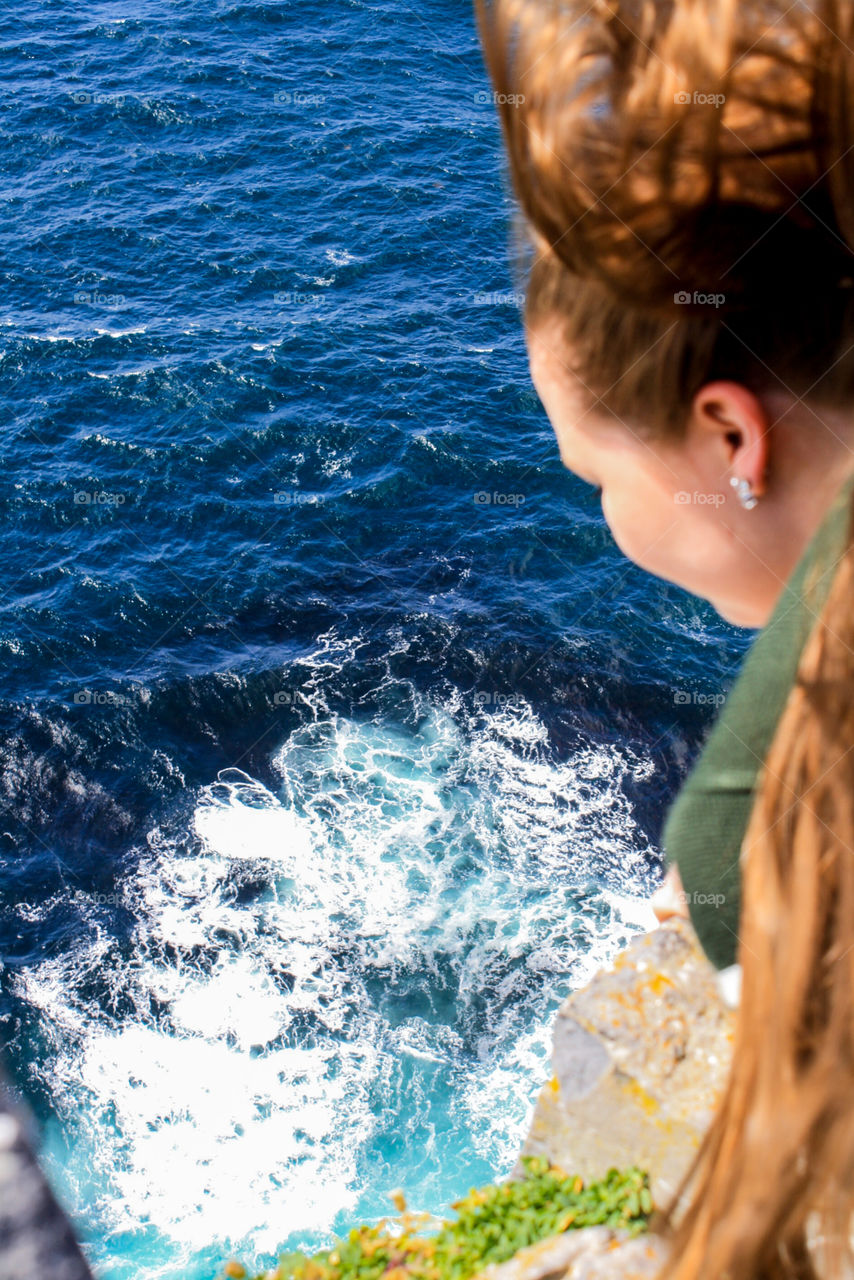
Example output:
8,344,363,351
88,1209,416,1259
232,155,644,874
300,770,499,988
0,2,746,1277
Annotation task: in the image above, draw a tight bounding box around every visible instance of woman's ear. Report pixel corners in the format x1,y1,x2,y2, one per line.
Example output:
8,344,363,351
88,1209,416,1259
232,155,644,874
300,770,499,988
690,381,770,498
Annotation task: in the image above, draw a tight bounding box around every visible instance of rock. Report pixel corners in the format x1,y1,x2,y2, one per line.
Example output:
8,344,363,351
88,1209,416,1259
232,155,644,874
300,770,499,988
517,919,734,1211
473,1227,670,1280
0,1085,94,1280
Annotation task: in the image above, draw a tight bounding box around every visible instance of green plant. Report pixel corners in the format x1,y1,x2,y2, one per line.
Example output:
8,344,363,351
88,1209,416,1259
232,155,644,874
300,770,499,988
221,1157,653,1280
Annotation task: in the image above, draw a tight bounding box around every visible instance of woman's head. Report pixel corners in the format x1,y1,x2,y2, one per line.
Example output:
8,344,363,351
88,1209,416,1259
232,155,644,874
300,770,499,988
477,0,854,626
526,307,854,626
477,2,854,1277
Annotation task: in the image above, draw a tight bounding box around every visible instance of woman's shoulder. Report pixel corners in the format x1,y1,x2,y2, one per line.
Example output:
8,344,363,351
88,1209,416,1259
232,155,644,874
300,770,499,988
663,468,854,970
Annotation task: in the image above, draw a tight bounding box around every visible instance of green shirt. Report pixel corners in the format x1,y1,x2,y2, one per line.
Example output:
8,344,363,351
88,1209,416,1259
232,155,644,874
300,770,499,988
663,472,854,970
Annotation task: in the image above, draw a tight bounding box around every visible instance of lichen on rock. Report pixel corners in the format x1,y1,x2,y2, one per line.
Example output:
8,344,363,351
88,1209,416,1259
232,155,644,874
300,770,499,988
517,919,734,1211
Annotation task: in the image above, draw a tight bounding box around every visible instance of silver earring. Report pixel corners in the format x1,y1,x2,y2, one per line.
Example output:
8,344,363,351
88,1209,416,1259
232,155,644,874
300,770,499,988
730,475,758,510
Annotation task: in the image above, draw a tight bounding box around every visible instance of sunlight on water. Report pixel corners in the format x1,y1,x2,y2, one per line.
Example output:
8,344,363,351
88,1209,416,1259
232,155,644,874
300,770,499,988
18,695,657,1278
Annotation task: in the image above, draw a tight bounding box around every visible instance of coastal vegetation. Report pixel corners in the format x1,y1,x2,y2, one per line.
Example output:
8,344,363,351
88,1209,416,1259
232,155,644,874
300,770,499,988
221,1158,652,1280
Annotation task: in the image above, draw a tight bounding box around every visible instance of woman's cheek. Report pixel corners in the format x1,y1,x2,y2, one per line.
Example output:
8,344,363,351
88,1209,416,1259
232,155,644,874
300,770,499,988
600,489,676,576
608,500,734,602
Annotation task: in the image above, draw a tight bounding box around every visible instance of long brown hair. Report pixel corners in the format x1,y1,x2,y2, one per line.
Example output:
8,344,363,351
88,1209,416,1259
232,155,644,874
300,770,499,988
475,0,854,1274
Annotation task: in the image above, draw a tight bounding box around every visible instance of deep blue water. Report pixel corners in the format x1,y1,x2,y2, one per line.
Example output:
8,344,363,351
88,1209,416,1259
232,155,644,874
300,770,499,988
0,3,746,1277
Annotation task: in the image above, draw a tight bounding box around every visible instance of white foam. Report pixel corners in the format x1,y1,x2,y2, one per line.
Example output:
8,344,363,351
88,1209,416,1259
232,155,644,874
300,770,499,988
602,888,659,933
87,364,163,379
16,683,657,1275
23,331,76,343
192,774,312,867
69,1024,370,1251
325,249,360,267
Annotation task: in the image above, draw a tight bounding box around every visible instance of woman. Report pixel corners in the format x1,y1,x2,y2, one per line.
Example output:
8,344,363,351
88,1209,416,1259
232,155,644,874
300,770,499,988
476,1,854,1276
